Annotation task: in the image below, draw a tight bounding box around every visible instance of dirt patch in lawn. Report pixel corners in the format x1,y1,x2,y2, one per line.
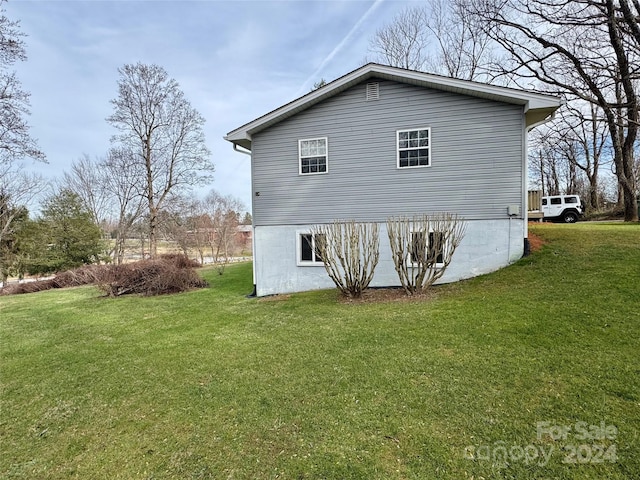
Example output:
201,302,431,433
528,231,545,252
338,287,440,304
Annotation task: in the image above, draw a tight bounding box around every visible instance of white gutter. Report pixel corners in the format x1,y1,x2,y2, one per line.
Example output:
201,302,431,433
233,143,252,155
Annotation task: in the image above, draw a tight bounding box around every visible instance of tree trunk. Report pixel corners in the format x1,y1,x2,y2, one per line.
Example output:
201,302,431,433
588,175,599,212
623,188,638,222
148,205,158,258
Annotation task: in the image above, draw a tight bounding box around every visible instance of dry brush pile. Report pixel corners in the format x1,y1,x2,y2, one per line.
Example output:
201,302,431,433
0,254,207,297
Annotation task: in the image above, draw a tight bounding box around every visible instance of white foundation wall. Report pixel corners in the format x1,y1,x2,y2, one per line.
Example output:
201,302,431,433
254,219,525,297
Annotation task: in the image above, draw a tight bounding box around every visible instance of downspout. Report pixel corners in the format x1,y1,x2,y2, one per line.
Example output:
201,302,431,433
231,142,257,297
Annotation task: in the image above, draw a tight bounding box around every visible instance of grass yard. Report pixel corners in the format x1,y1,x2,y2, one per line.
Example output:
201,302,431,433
1,223,639,479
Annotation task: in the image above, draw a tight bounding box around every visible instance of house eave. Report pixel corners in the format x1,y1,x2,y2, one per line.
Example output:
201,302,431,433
225,63,562,149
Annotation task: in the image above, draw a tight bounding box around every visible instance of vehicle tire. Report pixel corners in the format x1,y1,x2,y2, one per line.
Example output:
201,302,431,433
562,211,578,223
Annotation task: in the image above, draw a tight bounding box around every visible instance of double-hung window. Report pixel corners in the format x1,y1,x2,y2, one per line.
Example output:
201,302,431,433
297,232,325,266
397,128,430,168
299,137,328,174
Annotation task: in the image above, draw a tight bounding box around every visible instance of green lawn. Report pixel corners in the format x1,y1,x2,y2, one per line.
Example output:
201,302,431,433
1,223,639,479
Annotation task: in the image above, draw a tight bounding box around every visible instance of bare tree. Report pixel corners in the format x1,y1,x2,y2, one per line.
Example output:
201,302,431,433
0,1,46,275
467,0,639,220
189,210,213,266
387,214,466,295
62,149,146,264
107,63,214,257
102,148,145,264
0,165,44,245
554,103,610,209
202,190,244,274
0,1,44,165
0,167,46,283
529,101,611,209
62,154,112,227
368,1,496,81
159,194,212,264
529,131,565,196
369,6,430,70
310,220,380,298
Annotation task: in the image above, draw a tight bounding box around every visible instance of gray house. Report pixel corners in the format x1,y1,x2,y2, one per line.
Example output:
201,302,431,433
226,63,561,297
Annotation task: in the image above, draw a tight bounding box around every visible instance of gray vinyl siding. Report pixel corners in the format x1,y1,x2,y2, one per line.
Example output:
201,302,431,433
251,78,524,226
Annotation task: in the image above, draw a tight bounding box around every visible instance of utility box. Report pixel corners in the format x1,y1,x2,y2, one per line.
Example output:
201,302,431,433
508,204,520,216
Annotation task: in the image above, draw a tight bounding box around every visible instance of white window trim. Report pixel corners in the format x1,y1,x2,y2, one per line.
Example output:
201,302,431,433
298,137,329,176
397,127,431,169
296,230,325,266
410,228,445,268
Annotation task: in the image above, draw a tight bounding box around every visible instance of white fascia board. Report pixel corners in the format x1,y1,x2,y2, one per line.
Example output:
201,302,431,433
225,63,561,147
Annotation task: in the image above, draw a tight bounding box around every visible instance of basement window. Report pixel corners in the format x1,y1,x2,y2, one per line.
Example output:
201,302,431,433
297,232,325,266
410,231,445,266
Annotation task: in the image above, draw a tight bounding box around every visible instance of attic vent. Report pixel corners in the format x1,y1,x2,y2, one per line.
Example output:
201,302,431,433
366,82,379,101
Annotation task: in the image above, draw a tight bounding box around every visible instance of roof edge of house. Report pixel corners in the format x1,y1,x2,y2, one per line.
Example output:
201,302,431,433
225,63,562,148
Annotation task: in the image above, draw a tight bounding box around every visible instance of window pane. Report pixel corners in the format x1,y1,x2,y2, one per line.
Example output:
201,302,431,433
411,232,426,263
315,234,325,262
301,234,313,261
399,140,408,148
318,139,326,155
409,130,418,139
418,149,429,165
428,232,444,264
399,131,408,140
419,130,429,139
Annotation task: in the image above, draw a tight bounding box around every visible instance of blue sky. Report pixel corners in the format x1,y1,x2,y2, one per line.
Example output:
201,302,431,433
6,0,415,212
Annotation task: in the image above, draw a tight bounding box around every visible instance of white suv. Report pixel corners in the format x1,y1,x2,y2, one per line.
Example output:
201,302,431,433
542,195,584,223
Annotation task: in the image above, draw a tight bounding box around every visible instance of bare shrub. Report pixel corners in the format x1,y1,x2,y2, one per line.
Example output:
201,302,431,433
1,254,206,297
386,213,466,295
98,258,207,297
157,254,200,269
51,264,109,288
1,265,109,295
0,279,56,295
310,220,380,298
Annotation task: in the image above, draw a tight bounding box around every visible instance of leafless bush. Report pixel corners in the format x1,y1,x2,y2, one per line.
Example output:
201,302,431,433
386,213,466,295
0,255,206,297
310,220,380,298
98,258,207,297
157,254,200,269
0,265,109,295
0,279,56,295
51,264,109,288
